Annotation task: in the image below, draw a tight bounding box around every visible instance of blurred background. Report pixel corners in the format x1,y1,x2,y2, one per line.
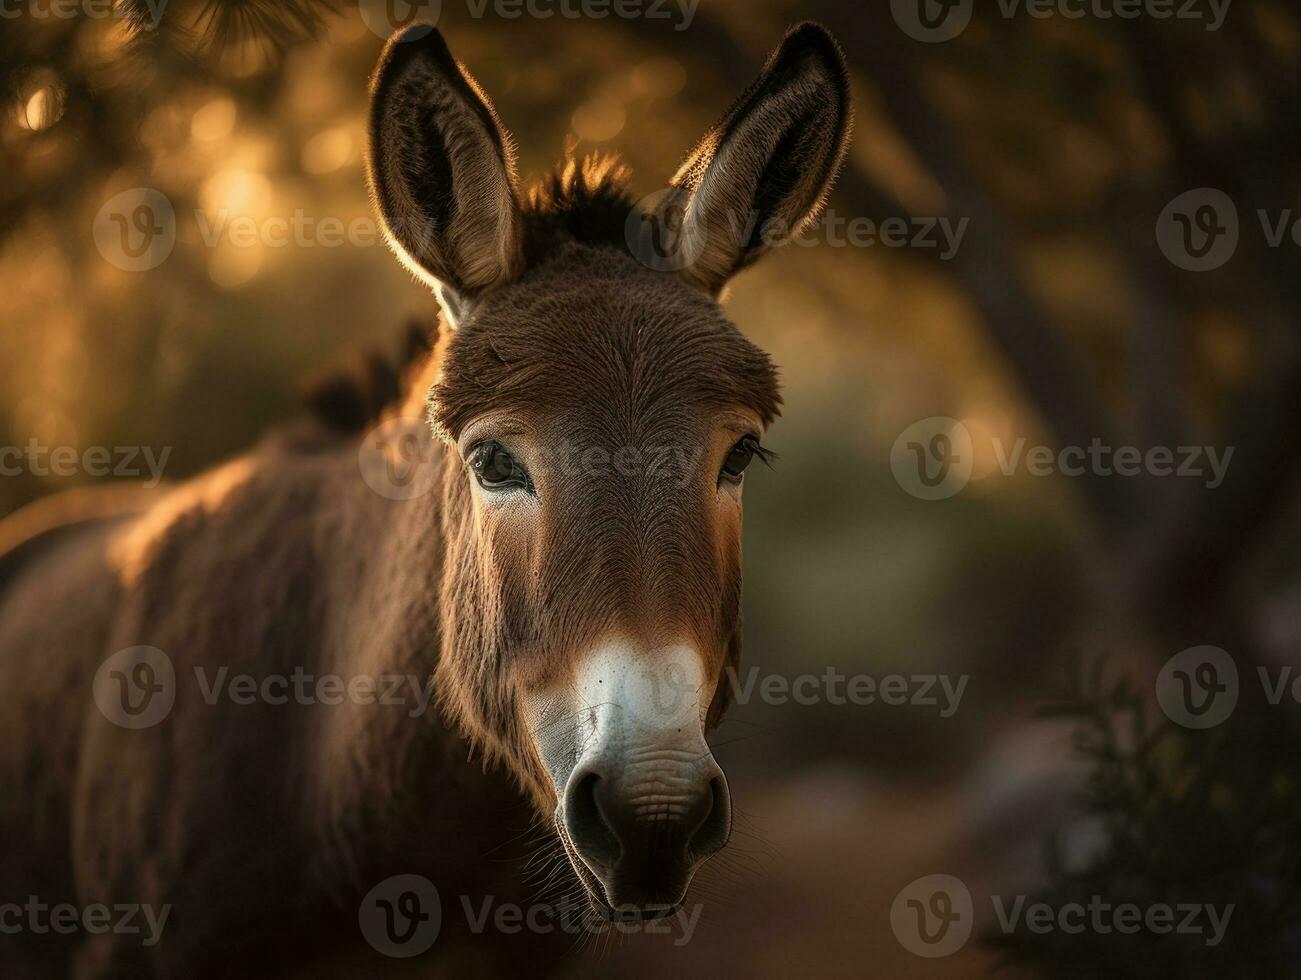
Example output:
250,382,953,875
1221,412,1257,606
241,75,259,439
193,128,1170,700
4,0,1300,975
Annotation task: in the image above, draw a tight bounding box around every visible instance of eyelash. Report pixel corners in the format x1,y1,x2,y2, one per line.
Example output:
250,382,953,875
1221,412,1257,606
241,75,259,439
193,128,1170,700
720,435,776,484
466,436,775,492
468,440,534,493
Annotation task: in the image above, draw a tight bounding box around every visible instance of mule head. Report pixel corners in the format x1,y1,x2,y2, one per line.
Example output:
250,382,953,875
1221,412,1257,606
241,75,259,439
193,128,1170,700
368,23,851,917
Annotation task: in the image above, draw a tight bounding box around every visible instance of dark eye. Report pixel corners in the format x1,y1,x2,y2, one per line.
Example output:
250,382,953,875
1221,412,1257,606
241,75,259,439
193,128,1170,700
720,436,769,483
469,441,532,493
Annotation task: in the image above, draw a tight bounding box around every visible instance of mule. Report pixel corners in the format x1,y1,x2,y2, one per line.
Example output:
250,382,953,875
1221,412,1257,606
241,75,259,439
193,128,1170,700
0,21,851,978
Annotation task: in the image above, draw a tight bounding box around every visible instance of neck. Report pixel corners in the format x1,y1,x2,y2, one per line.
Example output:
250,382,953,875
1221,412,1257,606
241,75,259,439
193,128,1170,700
301,347,548,884
303,409,467,879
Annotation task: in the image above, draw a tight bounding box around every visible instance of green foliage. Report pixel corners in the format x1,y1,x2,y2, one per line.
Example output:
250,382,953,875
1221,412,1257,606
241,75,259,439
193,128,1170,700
993,660,1301,977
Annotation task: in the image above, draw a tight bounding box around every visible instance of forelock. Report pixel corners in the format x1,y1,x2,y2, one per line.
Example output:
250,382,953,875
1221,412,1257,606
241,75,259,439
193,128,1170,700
428,245,781,442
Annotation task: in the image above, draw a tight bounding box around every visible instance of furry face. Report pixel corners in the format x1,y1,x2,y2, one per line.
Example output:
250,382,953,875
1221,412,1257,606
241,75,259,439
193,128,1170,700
429,242,775,911
368,22,851,915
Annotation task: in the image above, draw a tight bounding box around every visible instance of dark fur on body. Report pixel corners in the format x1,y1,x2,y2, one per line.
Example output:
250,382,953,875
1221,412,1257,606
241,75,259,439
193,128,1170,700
0,21,851,978
0,171,661,978
0,160,778,980
0,434,550,978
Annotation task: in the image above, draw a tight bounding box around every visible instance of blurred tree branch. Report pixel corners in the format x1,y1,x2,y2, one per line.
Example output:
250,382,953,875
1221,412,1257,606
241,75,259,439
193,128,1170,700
6,0,1301,650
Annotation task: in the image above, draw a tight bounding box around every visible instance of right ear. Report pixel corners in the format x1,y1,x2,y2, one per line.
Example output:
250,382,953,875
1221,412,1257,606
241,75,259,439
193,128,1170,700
368,28,523,327
653,22,853,295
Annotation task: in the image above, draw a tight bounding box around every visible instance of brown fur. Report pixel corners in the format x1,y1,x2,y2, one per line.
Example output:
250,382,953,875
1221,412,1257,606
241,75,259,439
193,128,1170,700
0,21,851,978
427,234,781,810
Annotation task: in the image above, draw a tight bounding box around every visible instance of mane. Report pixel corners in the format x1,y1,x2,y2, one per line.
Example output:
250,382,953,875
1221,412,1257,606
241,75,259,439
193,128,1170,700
304,155,638,435
300,319,437,435
519,153,637,262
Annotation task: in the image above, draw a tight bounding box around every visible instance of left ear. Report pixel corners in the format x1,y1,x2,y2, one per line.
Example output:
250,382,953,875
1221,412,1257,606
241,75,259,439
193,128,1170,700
661,22,853,295
367,27,524,327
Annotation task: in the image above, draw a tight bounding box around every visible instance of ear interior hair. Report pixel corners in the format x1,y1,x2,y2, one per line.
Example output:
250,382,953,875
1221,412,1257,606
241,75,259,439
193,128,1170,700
665,22,854,295
367,27,524,326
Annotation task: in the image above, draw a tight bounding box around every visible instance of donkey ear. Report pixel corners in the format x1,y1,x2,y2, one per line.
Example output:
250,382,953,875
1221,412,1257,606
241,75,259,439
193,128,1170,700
663,22,852,295
368,28,523,326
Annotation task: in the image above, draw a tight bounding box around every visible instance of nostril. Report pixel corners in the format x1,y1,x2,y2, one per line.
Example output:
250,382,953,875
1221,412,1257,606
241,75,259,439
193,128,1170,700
564,771,621,871
687,775,731,860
